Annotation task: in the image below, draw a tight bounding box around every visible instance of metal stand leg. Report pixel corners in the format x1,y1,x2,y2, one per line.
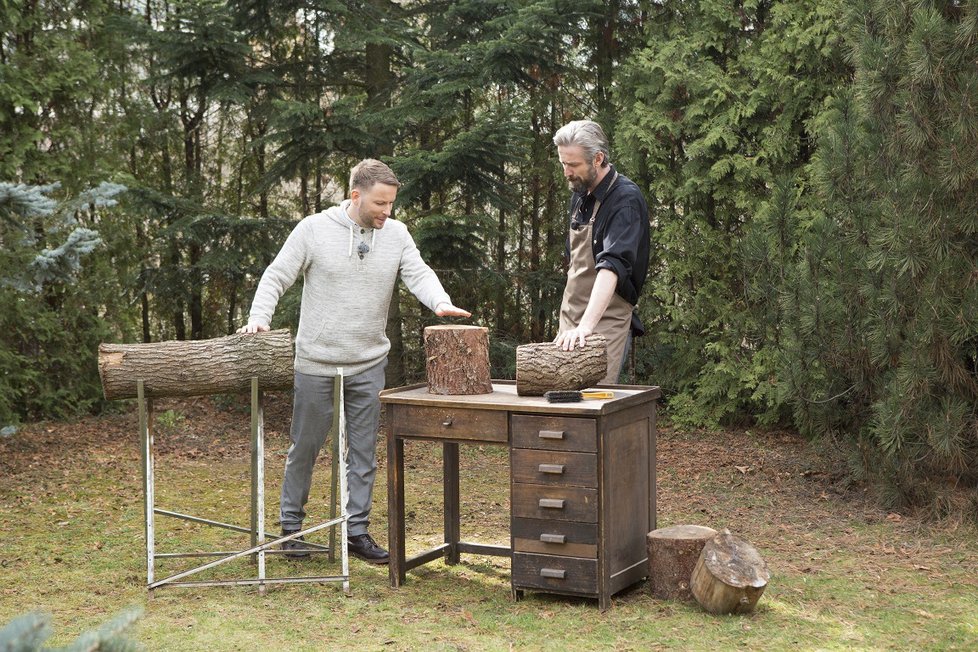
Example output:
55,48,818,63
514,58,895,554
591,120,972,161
250,378,266,595
138,380,155,591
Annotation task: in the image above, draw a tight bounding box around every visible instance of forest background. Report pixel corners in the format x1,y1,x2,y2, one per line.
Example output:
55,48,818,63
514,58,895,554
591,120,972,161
2,0,977,518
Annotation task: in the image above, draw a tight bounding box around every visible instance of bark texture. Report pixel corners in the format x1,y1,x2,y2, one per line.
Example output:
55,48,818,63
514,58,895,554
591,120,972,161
423,325,493,395
99,329,294,400
647,524,718,601
515,334,607,396
691,528,770,614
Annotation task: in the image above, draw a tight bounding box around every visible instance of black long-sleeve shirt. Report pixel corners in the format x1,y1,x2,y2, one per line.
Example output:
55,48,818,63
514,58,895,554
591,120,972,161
565,164,650,309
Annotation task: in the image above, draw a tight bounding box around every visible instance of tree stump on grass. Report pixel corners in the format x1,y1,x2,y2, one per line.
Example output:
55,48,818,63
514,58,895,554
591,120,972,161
647,524,717,601
691,529,770,614
423,325,493,395
515,334,607,396
98,329,294,400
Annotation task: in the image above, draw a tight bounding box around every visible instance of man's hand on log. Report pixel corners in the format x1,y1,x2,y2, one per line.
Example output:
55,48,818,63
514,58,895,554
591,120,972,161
237,322,270,334
434,303,472,318
554,324,594,351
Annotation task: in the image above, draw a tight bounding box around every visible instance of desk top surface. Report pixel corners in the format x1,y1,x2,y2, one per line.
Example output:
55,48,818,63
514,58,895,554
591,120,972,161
380,381,660,416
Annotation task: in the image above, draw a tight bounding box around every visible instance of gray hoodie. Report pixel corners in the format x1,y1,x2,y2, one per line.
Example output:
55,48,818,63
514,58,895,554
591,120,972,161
248,200,452,376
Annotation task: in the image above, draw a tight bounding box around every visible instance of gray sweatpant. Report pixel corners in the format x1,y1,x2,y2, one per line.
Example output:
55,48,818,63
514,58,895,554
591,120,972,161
280,361,386,536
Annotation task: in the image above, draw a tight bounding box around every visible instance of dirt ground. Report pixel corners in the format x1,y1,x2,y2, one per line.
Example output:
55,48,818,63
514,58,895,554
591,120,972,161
0,390,964,581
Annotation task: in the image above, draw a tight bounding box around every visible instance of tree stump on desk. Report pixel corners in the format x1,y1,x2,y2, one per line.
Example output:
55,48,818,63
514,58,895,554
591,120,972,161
423,325,493,395
691,528,770,614
515,334,607,396
647,524,717,601
98,329,294,400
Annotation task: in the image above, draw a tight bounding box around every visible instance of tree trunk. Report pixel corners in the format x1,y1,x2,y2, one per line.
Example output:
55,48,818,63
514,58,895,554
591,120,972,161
647,524,717,601
98,329,294,400
515,334,607,396
423,325,492,395
691,529,770,615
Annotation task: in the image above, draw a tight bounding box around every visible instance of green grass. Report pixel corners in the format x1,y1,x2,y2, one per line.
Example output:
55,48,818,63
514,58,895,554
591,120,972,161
1,403,977,651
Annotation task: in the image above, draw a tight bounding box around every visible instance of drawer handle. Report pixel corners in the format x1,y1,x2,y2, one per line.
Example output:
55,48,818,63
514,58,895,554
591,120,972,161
540,533,566,544
538,464,565,475
538,498,565,509
540,568,566,580
442,416,453,427
538,430,565,440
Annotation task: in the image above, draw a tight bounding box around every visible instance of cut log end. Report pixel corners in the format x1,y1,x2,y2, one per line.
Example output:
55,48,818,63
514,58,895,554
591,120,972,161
691,528,770,615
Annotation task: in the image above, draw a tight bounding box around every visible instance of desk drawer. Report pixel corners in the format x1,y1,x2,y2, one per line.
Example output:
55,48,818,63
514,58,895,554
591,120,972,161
513,553,597,594
511,415,596,452
511,449,597,487
513,517,597,558
512,483,598,522
389,404,508,442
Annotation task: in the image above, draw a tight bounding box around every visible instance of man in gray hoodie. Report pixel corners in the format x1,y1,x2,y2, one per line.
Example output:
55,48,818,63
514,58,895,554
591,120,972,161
238,158,470,563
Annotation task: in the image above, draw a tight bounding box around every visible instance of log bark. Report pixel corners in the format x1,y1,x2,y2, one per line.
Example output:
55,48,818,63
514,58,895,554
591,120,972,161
98,329,294,400
647,524,718,601
515,334,607,396
691,529,770,614
423,325,493,395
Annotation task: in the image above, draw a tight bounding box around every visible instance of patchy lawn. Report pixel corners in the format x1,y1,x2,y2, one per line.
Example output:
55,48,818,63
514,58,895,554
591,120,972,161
1,393,976,650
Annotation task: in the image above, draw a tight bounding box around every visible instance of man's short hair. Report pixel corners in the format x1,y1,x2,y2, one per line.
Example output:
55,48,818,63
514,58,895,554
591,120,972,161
350,158,400,192
553,120,611,168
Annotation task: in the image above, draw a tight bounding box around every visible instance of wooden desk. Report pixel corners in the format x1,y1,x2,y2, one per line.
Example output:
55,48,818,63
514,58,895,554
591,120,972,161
381,381,660,609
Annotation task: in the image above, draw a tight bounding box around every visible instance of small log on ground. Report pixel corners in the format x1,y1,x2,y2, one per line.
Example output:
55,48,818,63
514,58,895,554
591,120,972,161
98,329,294,400
515,334,607,396
647,524,717,601
423,325,493,395
691,528,770,614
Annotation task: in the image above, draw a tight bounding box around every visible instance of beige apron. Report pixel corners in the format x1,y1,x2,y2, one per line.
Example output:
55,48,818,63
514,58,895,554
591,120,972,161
559,174,633,384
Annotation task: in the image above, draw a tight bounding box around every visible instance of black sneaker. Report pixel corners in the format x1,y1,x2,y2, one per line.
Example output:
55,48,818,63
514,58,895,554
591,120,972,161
347,533,389,565
281,529,312,559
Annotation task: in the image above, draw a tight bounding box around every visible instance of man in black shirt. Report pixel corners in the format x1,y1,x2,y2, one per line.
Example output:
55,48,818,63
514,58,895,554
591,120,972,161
552,120,650,383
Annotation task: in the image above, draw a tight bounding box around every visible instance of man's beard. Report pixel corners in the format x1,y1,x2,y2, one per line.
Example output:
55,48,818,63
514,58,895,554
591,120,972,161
567,165,597,193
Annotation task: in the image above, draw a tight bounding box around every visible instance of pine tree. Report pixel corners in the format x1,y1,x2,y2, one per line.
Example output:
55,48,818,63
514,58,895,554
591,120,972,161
803,0,978,513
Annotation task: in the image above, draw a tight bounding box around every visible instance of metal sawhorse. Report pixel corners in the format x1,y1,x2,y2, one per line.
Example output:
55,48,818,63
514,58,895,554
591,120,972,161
137,371,351,595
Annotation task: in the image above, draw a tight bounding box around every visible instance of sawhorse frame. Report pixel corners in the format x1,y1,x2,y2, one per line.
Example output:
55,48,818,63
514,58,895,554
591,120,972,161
137,373,351,595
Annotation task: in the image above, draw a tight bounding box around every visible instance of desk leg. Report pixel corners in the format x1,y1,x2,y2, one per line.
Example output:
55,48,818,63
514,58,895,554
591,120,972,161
444,442,460,565
387,434,406,587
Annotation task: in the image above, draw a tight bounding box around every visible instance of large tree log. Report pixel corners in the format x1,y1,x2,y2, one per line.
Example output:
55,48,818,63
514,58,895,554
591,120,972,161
515,334,607,396
691,529,770,614
647,524,718,601
98,329,294,400
423,325,492,395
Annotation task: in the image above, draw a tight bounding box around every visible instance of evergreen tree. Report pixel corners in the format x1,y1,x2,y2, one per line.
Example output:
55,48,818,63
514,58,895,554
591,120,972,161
0,181,123,426
800,0,978,512
616,0,849,425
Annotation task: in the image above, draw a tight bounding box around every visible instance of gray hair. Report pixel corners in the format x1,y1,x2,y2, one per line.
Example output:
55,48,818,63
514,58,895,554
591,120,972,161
553,120,611,168
350,158,400,192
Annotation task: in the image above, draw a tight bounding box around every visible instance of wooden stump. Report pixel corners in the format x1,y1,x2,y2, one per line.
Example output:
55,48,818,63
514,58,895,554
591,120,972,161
423,325,493,395
515,334,607,396
691,529,770,614
98,329,294,400
647,524,717,601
